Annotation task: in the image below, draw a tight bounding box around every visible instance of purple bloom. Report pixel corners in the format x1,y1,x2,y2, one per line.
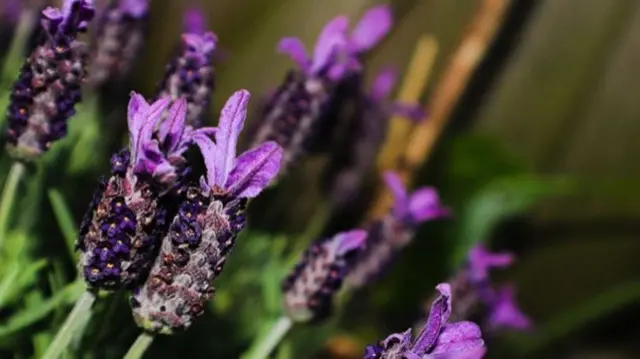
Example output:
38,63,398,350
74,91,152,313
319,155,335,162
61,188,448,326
78,93,200,292
87,0,148,89
183,7,206,34
4,0,94,161
486,286,532,331
283,229,367,322
364,284,485,359
131,90,283,334
346,171,448,289
467,244,514,283
155,11,216,128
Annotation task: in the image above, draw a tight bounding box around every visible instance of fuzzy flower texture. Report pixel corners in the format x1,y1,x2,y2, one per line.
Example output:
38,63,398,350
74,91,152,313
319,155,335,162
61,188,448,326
131,90,283,334
5,0,94,161
365,284,486,359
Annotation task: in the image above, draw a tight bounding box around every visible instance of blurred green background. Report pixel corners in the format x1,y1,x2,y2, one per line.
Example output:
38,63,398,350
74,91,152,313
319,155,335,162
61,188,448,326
1,0,640,358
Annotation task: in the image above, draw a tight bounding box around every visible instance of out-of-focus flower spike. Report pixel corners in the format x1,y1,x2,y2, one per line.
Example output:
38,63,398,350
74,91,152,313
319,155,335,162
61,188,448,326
78,92,198,293
130,90,282,334
5,0,94,161
364,283,485,359
486,285,532,331
87,0,148,89
384,171,449,226
348,5,392,54
156,15,216,128
283,229,366,323
468,244,514,283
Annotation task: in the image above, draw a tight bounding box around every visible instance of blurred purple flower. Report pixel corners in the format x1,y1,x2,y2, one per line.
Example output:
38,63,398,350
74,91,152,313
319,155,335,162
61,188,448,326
283,229,366,322
364,283,485,359
384,171,450,226
183,7,206,34
468,244,514,283
5,0,94,161
131,90,283,333
486,285,532,331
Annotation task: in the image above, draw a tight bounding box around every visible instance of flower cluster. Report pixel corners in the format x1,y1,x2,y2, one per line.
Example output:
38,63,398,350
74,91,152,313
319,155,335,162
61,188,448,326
248,5,392,178
155,9,216,128
282,229,367,323
87,0,148,89
346,171,449,288
131,90,283,333
364,284,486,359
5,0,94,161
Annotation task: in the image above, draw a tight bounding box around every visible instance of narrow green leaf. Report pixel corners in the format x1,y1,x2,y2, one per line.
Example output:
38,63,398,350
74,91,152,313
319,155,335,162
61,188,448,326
0,259,47,308
48,189,79,261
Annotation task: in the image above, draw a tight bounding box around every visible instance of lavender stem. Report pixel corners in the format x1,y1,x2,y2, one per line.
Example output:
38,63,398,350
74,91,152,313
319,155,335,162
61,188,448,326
42,291,96,359
241,316,293,359
123,332,155,359
0,161,25,250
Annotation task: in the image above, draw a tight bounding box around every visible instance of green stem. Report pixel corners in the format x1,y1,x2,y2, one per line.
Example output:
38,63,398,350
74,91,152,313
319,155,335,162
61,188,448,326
0,162,26,251
241,316,293,359
123,332,155,359
41,291,96,359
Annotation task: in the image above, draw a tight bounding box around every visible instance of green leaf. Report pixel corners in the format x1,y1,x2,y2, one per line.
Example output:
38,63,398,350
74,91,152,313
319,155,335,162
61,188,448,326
48,189,79,261
0,259,47,308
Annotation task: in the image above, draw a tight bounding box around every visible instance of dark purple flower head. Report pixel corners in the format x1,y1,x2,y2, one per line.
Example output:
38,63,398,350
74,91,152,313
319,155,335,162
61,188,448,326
283,229,366,323
87,0,148,88
5,0,94,161
131,90,282,334
485,285,532,331
384,171,450,226
364,284,485,359
194,90,283,198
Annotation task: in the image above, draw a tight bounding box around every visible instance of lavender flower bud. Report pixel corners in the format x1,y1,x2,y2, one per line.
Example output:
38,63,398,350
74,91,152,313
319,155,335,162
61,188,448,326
155,10,216,128
131,90,283,334
4,0,94,161
77,93,197,292
345,171,448,289
282,229,366,323
364,284,486,359
87,0,148,89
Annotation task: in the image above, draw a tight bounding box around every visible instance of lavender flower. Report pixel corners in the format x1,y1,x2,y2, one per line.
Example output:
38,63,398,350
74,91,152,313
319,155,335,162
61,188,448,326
442,244,531,332
87,0,148,89
77,93,197,292
155,10,216,128
364,284,485,359
249,6,392,178
282,229,367,323
346,171,448,289
130,90,283,334
4,0,94,161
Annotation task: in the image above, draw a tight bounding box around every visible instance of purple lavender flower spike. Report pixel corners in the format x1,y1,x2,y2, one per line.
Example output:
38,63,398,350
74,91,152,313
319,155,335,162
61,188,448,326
131,90,283,334
283,229,366,323
87,0,148,89
486,286,532,331
468,244,514,283
364,284,485,359
155,25,217,128
77,92,198,293
4,0,94,161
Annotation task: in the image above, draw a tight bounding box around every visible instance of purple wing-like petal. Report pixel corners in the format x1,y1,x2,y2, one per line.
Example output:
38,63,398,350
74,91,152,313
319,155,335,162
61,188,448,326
158,98,187,154
225,141,283,198
412,284,453,354
382,329,413,352
61,0,94,31
408,187,450,223
429,322,484,356
193,133,218,189
349,5,392,53
127,92,149,159
383,171,407,201
212,90,250,188
311,15,349,75
120,0,148,18
487,286,532,331
334,229,367,256
183,7,206,34
277,37,310,70
370,67,397,101
468,245,514,282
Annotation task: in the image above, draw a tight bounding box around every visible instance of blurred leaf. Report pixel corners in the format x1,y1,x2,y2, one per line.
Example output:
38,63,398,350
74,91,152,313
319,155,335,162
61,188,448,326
48,189,78,261
0,259,47,308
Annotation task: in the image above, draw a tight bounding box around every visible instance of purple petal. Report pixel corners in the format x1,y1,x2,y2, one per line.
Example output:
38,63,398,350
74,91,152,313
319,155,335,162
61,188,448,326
429,322,484,356
333,229,367,256
61,0,94,31
277,37,310,70
408,187,450,223
120,0,148,18
190,127,217,139
225,141,283,198
370,67,397,101
133,141,172,181
349,5,392,53
158,98,187,154
412,284,453,354
311,15,349,75
193,133,218,189
212,90,250,188
381,329,413,352
468,245,514,282
127,92,150,161
183,7,206,34
182,32,217,58
487,286,532,331
42,7,63,22
383,171,407,201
